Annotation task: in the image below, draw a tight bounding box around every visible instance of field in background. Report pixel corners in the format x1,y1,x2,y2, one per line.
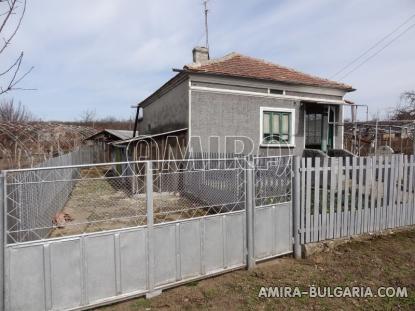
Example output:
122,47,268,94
0,121,97,169
0,118,133,170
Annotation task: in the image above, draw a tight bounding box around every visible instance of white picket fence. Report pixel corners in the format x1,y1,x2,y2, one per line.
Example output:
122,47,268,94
299,154,415,244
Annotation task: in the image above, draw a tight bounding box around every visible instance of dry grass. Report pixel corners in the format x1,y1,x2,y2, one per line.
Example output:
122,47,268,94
98,229,415,311
49,168,209,237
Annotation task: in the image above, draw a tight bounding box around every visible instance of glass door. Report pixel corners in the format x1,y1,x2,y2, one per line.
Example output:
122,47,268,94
305,104,335,152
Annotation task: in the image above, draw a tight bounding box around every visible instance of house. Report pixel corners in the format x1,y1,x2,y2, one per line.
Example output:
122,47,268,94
130,47,355,158
85,129,137,162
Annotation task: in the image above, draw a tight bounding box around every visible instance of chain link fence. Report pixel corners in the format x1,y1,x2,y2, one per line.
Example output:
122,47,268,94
5,162,145,243
254,156,292,206
4,145,103,242
152,158,246,224
4,155,292,243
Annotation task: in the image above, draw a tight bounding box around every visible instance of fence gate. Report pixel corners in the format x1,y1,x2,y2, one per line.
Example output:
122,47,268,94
1,156,294,311
253,156,293,262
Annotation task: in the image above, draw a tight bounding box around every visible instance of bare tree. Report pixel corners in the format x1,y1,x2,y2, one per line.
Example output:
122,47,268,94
401,91,415,106
0,0,33,95
79,109,96,126
63,114,134,130
0,98,33,122
390,90,415,120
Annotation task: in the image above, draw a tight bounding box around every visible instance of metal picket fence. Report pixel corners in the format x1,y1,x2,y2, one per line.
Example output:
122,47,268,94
297,154,415,244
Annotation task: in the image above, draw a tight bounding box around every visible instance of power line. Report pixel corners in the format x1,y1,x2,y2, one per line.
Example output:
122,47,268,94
330,13,415,79
338,21,415,81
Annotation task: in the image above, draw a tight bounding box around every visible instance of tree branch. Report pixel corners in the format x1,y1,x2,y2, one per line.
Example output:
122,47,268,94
0,0,25,54
0,0,16,34
0,0,32,95
0,52,34,95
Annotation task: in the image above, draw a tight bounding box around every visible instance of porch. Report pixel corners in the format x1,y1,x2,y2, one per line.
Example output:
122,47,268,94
302,101,353,158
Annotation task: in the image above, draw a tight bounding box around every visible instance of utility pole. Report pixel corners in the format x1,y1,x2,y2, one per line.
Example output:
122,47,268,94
203,0,210,56
374,120,378,154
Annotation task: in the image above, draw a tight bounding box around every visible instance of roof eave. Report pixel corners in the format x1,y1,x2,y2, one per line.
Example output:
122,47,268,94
184,69,354,92
135,71,189,108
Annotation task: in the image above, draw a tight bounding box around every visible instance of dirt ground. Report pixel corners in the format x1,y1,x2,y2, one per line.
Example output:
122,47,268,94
98,228,415,311
49,169,206,237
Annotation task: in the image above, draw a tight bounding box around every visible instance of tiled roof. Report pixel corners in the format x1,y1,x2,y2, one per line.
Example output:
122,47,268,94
184,53,354,91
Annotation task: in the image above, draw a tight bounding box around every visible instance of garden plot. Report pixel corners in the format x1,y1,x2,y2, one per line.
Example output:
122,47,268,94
49,169,204,238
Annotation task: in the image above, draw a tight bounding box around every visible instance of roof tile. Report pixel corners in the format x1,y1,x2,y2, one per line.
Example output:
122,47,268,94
184,53,353,91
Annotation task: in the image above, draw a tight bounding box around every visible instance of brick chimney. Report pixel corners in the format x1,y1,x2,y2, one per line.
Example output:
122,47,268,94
192,47,209,64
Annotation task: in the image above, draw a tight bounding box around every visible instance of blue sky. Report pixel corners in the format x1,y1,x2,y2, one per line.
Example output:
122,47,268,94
1,0,415,121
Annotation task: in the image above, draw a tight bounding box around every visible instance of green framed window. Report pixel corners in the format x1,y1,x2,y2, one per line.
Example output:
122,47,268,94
262,110,292,144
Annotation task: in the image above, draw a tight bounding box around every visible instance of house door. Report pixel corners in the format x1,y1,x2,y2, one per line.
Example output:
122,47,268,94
305,104,335,152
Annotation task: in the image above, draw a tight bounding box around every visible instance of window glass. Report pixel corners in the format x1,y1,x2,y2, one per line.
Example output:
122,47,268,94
263,112,270,142
270,89,284,95
281,134,289,143
272,114,279,134
262,110,292,144
263,113,270,134
281,114,289,134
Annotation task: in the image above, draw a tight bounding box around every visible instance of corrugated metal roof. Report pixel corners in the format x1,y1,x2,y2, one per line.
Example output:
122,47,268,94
85,129,136,141
104,129,136,140
112,128,188,145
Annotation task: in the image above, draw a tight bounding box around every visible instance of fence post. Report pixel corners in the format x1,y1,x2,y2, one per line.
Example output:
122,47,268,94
292,157,302,259
0,174,4,310
145,161,161,299
245,156,256,269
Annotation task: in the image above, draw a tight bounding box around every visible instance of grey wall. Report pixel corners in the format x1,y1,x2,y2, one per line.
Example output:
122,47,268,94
285,90,342,101
138,79,189,135
190,90,305,156
190,90,344,156
137,72,346,156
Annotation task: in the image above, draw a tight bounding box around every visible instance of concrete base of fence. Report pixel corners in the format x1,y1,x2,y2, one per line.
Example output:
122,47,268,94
301,238,351,258
301,225,415,258
146,289,162,299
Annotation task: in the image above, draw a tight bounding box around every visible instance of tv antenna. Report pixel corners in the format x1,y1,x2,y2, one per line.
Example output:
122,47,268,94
203,0,210,53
